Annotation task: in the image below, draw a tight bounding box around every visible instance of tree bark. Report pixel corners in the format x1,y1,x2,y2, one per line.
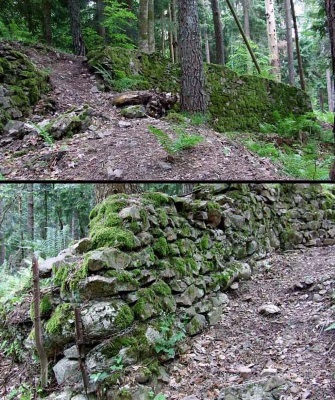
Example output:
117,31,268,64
177,0,207,113
265,0,281,80
95,184,142,204
171,0,179,62
139,0,150,53
96,0,106,39
168,4,175,62
161,11,166,56
42,0,52,45
199,0,211,63
210,0,225,65
148,0,156,53
327,68,334,112
242,0,250,38
68,0,86,56
290,0,305,90
284,0,295,85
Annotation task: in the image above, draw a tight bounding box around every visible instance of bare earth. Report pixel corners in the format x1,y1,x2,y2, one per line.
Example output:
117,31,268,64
0,45,287,181
160,245,335,399
1,245,335,399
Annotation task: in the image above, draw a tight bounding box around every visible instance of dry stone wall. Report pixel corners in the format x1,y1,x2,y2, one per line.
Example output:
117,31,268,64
3,184,335,399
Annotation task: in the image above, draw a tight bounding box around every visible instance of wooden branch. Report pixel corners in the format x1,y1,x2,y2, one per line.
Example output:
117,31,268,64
32,255,48,388
74,307,89,394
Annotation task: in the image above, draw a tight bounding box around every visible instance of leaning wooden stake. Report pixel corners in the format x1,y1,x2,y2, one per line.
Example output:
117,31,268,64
74,307,89,395
225,0,262,74
32,254,48,388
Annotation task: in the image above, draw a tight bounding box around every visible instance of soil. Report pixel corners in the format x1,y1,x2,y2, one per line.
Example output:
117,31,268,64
160,244,335,400
1,245,335,399
0,44,288,181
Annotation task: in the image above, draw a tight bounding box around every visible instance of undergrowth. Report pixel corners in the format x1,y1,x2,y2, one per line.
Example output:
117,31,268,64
148,125,204,156
236,111,334,180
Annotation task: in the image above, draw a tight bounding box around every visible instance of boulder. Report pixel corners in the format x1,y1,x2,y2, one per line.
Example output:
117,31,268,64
121,105,146,119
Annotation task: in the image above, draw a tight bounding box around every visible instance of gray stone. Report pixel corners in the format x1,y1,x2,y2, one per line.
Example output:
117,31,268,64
118,120,132,128
121,105,146,118
39,249,75,278
119,206,141,220
3,120,25,137
64,345,79,359
182,396,200,400
258,304,281,315
72,238,92,254
86,248,132,272
207,306,222,325
186,313,207,336
45,389,73,400
176,284,204,306
53,358,81,385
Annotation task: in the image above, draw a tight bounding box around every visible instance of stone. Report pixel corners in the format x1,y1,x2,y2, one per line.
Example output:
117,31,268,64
263,375,286,391
237,365,252,379
182,396,200,400
237,263,252,280
121,105,146,119
39,249,75,278
119,206,141,220
230,282,239,290
85,249,132,272
176,284,204,306
3,120,25,138
207,306,222,325
258,304,281,315
260,368,278,377
158,161,173,170
64,345,79,359
72,238,92,254
45,389,73,400
53,358,81,385
186,313,207,336
118,120,132,128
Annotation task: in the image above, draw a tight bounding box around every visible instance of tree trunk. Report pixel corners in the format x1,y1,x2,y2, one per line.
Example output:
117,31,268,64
94,184,142,204
96,0,106,39
199,0,211,63
139,0,150,53
171,0,179,62
161,11,166,56
42,0,52,45
27,184,34,244
177,0,207,113
210,0,225,65
242,0,250,38
265,0,281,80
68,0,86,56
168,4,175,62
284,0,295,85
41,185,48,241
290,0,305,90
327,68,334,112
148,0,156,53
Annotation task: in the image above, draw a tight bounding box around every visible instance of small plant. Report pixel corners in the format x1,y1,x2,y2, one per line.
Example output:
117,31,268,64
110,354,124,371
90,371,110,383
154,314,185,358
31,122,54,146
148,125,204,157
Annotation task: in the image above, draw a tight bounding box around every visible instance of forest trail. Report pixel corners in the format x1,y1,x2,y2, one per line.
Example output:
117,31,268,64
0,45,287,181
161,245,335,400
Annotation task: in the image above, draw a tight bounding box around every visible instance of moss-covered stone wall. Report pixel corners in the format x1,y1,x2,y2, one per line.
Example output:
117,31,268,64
0,42,50,131
87,47,312,132
3,184,335,399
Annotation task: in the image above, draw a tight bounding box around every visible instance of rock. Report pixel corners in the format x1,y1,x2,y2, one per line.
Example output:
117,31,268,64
230,282,239,290
260,367,278,377
207,306,222,325
47,106,92,139
72,238,92,254
119,206,141,220
258,304,281,315
112,91,152,107
39,249,76,278
3,120,26,138
121,105,146,119
263,375,286,391
237,263,252,280
64,345,79,359
237,365,252,379
53,358,81,385
85,248,132,271
107,168,123,180
118,120,132,128
182,396,200,400
186,313,207,336
45,389,73,400
158,161,173,170
176,284,204,306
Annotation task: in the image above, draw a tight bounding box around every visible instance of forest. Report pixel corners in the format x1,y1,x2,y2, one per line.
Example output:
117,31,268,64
0,0,334,179
1,183,335,399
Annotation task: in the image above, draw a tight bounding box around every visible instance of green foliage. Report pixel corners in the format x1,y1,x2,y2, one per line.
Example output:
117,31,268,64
8,384,34,400
90,371,110,383
0,266,32,303
0,19,37,43
154,314,185,358
148,126,204,155
110,354,124,371
83,27,105,52
103,0,136,48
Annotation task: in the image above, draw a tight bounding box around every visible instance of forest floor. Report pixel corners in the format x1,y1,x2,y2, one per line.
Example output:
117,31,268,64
1,245,335,399
0,44,288,181
160,244,335,400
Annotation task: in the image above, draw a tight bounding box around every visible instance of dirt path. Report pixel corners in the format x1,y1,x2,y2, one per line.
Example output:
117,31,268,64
0,45,287,181
160,245,335,399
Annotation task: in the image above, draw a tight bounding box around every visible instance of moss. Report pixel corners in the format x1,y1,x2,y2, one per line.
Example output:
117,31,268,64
171,257,187,277
53,264,70,287
157,208,169,228
151,280,171,296
104,270,139,288
45,303,74,335
90,226,136,250
128,220,142,234
153,237,169,257
114,305,134,330
116,388,132,400
142,192,171,206
199,233,210,251
30,293,53,319
101,336,138,358
207,201,220,212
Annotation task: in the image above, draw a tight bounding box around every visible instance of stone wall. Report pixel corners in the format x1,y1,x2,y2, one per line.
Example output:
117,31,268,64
0,42,50,131
87,47,312,132
3,184,335,399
